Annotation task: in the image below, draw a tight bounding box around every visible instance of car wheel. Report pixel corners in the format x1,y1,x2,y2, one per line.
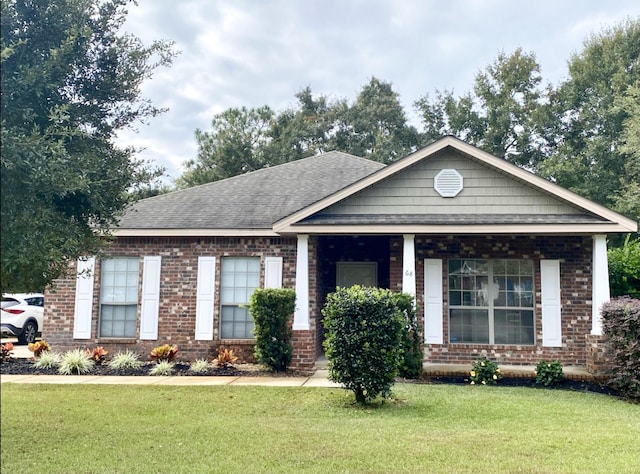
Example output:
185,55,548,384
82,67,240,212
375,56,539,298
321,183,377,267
18,320,38,344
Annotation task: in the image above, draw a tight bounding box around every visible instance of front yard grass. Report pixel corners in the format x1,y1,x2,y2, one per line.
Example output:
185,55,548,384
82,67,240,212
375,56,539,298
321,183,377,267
1,383,638,473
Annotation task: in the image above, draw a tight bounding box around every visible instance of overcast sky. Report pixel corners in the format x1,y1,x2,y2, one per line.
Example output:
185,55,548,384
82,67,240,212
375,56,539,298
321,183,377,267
116,0,640,184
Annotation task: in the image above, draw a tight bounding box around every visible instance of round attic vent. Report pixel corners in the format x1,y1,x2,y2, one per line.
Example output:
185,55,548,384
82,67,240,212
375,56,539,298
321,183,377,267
434,169,463,197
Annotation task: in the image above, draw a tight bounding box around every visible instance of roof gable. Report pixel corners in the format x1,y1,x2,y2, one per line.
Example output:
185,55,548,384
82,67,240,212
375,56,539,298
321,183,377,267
274,136,637,234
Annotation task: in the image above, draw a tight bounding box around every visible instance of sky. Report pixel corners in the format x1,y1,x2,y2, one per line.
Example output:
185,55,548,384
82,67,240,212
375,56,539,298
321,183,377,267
116,0,640,184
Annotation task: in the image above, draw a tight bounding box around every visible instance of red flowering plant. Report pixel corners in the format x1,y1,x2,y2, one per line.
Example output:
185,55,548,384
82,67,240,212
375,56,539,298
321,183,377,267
1,342,14,363
85,346,109,365
28,340,51,358
150,344,179,363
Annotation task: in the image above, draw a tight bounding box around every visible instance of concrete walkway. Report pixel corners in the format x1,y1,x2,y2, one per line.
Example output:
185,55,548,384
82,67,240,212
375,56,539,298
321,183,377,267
2,339,594,385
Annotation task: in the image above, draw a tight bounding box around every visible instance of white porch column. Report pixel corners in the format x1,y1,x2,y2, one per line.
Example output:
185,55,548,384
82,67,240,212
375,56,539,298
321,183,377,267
402,234,416,301
293,234,310,330
591,234,610,335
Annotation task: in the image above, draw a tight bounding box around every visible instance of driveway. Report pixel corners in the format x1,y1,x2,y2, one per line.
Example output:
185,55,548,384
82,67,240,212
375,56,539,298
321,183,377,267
1,338,32,358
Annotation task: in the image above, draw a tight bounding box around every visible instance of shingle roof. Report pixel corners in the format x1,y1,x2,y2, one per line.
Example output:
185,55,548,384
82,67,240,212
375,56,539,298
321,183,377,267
117,151,385,230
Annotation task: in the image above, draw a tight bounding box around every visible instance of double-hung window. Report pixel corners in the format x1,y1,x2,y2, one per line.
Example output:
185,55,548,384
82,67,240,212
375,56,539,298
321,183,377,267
220,257,260,339
99,257,139,338
448,259,534,345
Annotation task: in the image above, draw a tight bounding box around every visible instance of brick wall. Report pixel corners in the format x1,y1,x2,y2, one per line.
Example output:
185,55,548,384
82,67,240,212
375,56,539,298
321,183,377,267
44,233,596,370
390,235,593,366
585,334,612,379
44,236,319,369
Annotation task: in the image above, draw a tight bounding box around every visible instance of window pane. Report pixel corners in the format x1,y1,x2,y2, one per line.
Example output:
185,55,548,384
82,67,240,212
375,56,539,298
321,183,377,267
449,309,489,343
220,257,260,339
495,310,534,344
221,305,253,339
99,304,137,338
448,258,534,345
99,257,139,338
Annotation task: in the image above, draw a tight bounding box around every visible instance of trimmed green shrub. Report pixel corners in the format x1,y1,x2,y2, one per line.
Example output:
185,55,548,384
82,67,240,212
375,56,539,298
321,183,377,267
602,297,640,401
322,285,405,404
394,292,423,379
250,288,296,372
535,360,564,387
469,357,502,385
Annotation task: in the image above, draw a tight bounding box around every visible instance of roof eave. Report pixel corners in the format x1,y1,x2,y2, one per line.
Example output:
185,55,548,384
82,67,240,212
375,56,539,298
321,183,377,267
276,222,637,235
112,228,280,237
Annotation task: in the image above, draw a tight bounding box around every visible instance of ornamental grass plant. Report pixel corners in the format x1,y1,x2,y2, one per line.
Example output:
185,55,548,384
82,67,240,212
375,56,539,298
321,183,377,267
108,350,142,370
58,349,95,375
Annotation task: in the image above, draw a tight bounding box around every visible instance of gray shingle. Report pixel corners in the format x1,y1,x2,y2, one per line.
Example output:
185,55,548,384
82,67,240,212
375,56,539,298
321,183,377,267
117,152,384,229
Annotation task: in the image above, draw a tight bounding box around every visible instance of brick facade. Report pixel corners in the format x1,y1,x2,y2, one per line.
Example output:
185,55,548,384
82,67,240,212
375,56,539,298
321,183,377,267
390,234,594,366
44,236,320,369
44,233,597,370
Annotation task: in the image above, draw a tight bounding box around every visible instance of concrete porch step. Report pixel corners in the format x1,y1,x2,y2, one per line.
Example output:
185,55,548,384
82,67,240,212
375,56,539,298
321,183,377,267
423,363,595,381
314,356,594,382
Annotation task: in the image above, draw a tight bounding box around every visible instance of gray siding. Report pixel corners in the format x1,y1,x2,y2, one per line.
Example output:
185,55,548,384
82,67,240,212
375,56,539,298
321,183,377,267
320,150,582,216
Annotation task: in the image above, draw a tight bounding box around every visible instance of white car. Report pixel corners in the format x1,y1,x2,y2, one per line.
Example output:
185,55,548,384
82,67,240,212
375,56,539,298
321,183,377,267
1,293,44,344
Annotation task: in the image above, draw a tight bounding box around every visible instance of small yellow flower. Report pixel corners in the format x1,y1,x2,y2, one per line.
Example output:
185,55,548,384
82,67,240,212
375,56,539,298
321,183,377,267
547,363,551,367
470,381,475,385
481,362,485,367
470,370,476,377
481,380,486,385
493,375,497,380
496,368,500,372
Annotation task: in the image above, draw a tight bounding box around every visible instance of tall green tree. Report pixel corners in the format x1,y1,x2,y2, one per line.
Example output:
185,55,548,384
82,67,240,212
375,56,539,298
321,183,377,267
538,19,640,211
332,77,420,164
266,87,335,162
1,0,175,292
178,106,275,188
415,48,548,168
613,85,640,223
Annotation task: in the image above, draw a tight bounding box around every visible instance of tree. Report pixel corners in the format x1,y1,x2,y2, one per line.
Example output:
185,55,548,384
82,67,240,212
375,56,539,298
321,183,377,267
608,235,640,298
1,0,175,292
177,106,274,188
538,19,640,210
180,79,420,186
265,87,335,162
415,48,548,168
612,85,640,223
331,77,420,164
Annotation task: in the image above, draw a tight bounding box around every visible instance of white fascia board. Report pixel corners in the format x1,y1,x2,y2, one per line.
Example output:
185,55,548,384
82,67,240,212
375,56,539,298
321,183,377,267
112,228,280,237
278,223,635,235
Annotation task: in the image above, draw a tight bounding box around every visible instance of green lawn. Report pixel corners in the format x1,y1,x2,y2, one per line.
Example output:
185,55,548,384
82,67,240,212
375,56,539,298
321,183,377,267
1,383,638,473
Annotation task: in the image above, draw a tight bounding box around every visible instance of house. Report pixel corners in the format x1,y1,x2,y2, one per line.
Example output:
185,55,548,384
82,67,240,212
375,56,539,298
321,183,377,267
44,136,637,371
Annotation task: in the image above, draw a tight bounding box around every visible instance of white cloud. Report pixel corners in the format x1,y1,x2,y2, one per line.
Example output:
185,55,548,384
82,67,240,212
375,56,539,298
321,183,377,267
116,0,640,183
